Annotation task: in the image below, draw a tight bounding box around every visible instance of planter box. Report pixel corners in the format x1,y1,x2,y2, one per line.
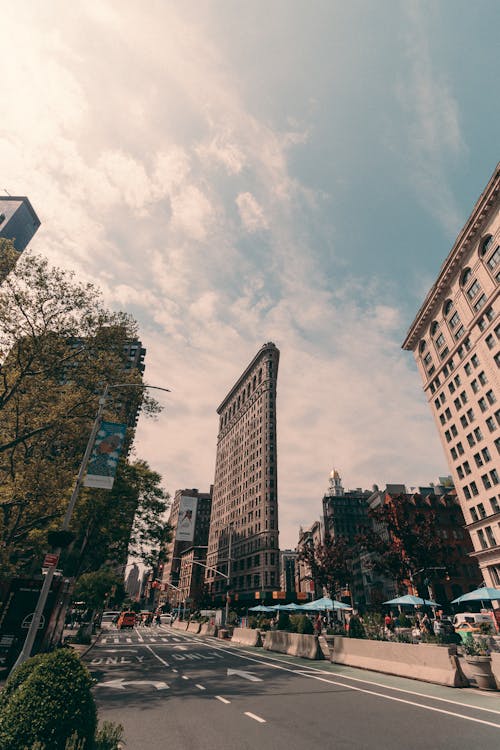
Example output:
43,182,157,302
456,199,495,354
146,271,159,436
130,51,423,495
465,655,497,691
331,636,467,688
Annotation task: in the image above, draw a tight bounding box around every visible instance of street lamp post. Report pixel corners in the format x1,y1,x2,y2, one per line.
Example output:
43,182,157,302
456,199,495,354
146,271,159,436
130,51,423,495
160,581,186,620
12,382,170,671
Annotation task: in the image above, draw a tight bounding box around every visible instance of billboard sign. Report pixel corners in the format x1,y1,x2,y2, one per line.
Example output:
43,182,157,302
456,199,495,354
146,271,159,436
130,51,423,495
175,496,198,542
83,422,127,490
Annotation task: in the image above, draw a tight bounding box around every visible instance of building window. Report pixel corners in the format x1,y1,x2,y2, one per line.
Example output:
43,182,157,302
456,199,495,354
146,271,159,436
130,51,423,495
449,311,461,329
454,325,464,340
464,362,472,375
457,466,464,479
482,447,491,462
451,447,458,460
451,424,458,437
477,530,488,549
478,371,488,386
448,382,456,394
461,268,472,286
485,334,495,349
474,452,483,467
491,469,499,486
487,246,500,271
445,407,452,419
471,354,479,367
478,397,488,413
471,481,479,496
486,390,496,405
485,526,497,547
480,235,494,255
463,485,471,499
466,432,475,447
466,279,481,300
466,408,475,422
491,497,500,514
471,379,479,393
473,294,487,312
454,398,461,411
478,503,487,518
457,441,464,455
482,473,492,490
470,507,479,522
486,416,496,432
435,333,445,349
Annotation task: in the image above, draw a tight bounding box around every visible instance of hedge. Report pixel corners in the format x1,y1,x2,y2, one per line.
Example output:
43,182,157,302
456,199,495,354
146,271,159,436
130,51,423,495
0,649,97,750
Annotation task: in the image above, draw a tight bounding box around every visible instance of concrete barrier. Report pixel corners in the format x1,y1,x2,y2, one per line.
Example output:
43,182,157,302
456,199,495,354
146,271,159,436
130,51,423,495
187,622,201,634
263,631,324,660
491,652,500,690
331,637,468,688
199,623,218,636
231,628,262,647
172,620,189,631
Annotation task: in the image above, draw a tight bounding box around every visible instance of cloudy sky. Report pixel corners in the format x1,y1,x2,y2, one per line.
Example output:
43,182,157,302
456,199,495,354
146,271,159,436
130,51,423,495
1,1,499,547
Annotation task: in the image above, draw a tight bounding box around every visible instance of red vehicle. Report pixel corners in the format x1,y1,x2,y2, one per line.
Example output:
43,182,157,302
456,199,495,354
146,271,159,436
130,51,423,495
116,611,136,629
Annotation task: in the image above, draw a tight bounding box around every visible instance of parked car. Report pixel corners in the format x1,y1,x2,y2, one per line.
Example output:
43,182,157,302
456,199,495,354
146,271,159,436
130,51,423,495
160,613,173,625
116,611,137,629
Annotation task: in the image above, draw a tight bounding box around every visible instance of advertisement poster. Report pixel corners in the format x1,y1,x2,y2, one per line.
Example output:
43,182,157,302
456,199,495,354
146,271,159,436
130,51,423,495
83,421,127,490
175,495,198,541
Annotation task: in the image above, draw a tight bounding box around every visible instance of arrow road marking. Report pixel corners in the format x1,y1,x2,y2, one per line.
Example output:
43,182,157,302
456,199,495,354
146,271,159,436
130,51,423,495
96,679,168,691
227,668,262,682
101,649,138,653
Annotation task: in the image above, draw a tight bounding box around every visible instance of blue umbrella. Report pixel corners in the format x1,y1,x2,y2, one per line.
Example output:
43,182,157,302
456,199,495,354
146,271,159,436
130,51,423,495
451,586,500,605
301,596,351,611
269,603,304,611
384,594,441,607
248,605,275,612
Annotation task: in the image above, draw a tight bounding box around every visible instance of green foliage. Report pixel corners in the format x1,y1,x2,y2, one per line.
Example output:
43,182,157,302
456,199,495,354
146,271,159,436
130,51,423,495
226,611,239,626
257,616,271,631
362,611,386,640
94,721,124,750
0,649,96,750
0,251,164,576
277,612,291,631
72,569,124,611
462,634,490,656
0,652,46,711
396,613,412,627
297,534,353,601
248,616,258,629
348,615,366,639
295,615,314,634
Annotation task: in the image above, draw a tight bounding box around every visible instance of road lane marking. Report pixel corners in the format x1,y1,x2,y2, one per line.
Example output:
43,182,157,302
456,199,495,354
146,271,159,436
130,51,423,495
126,638,132,643
199,643,500,728
227,668,262,682
244,712,266,724
195,684,206,690
113,637,119,644
182,675,189,680
134,628,144,643
144,645,170,667
148,637,157,642
172,669,178,673
215,696,230,704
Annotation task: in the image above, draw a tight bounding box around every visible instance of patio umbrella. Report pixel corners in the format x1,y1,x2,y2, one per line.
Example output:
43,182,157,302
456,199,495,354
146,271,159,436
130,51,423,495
248,605,275,613
451,586,500,606
384,594,441,607
269,603,305,611
301,596,351,611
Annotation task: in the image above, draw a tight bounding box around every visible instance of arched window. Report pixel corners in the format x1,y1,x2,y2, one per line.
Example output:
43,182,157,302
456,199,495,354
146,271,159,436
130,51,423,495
461,268,472,286
479,235,493,256
419,340,427,353
430,321,439,336
443,299,453,316
253,376,256,391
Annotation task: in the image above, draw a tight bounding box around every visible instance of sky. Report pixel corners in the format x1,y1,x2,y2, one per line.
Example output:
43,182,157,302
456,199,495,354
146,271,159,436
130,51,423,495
1,0,499,548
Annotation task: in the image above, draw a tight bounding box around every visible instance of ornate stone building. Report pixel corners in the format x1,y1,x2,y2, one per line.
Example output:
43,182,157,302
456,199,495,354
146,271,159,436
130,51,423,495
403,163,500,588
205,342,280,603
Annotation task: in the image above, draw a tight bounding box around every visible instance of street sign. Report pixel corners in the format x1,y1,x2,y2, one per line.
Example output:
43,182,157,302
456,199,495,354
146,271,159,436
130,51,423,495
43,553,59,568
21,613,45,630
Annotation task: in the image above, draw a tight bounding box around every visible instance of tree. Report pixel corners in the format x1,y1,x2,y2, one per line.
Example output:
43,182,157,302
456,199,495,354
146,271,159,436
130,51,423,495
357,493,447,593
0,252,161,575
72,569,125,611
298,534,353,600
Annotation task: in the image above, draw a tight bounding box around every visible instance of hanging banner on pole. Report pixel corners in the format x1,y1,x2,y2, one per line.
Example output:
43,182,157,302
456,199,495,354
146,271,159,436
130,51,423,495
83,421,127,490
175,496,198,541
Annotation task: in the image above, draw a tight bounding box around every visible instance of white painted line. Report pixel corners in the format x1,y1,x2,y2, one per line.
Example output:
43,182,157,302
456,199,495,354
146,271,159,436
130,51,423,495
195,684,206,691
182,675,189,680
126,638,132,644
149,637,157,643
201,643,500,729
215,696,230,704
161,638,169,642
172,669,178,673
101,638,108,644
113,637,119,644
134,628,144,643
244,712,266,724
144,645,170,667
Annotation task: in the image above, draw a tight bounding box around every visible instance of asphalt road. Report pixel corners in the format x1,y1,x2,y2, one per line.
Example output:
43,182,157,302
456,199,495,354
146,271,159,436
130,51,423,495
85,625,500,750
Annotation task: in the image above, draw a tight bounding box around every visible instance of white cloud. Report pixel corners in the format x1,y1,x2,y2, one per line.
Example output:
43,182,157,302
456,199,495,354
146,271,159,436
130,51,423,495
235,192,269,233
0,1,451,550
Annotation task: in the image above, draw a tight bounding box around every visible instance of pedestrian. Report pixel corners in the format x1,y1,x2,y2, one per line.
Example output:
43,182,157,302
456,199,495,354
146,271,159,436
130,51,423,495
155,613,161,627
314,613,322,635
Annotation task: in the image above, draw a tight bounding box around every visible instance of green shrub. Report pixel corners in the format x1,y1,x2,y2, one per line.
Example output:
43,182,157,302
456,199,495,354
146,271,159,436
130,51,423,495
277,612,291,631
94,721,124,750
294,615,314,634
0,648,97,750
0,653,47,711
396,613,412,628
348,615,366,639
257,616,271,631
288,615,299,633
73,626,92,645
248,616,258,629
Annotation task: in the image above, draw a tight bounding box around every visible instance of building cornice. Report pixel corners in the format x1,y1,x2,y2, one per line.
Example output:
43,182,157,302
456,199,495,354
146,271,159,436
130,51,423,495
402,162,500,351
465,510,500,532
217,342,279,414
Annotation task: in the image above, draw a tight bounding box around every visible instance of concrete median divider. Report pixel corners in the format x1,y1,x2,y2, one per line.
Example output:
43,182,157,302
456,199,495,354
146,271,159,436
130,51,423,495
172,620,189,631
231,628,263,647
199,623,218,636
491,652,500,690
331,636,468,688
187,622,201,634
263,631,324,660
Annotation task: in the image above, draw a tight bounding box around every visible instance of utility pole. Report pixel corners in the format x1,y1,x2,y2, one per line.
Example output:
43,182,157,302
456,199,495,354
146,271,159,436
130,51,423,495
12,382,170,671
